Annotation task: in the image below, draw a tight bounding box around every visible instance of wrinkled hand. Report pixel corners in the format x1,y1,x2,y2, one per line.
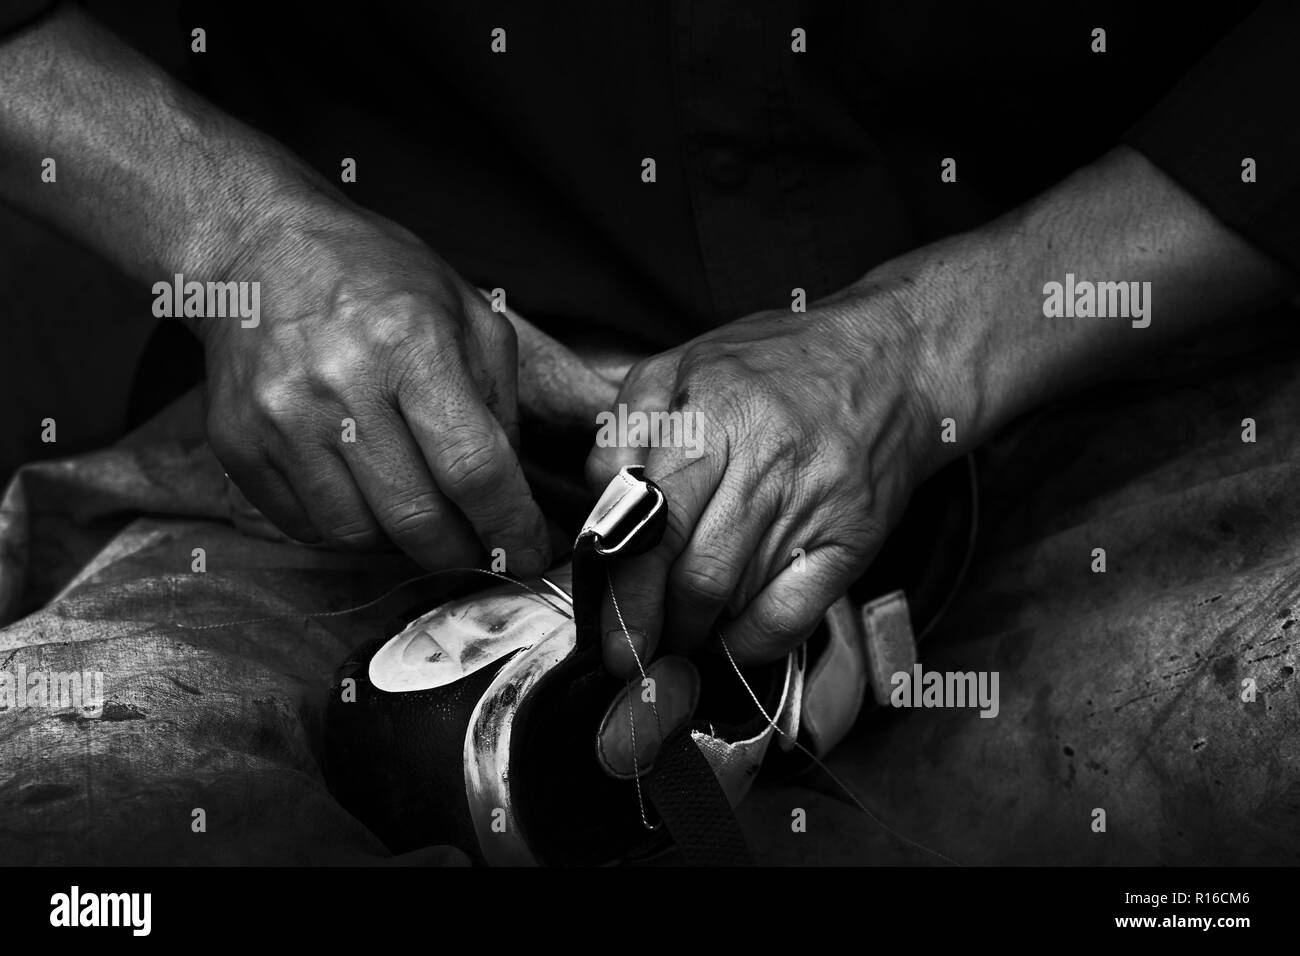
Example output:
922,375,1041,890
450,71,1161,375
199,203,550,574
586,286,944,676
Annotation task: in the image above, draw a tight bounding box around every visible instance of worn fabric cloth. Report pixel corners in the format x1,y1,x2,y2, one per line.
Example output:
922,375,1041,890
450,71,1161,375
3,314,1299,865
0,391,467,864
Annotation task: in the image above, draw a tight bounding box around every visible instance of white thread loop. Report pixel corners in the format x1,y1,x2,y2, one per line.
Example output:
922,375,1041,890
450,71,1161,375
608,567,663,832
717,632,960,866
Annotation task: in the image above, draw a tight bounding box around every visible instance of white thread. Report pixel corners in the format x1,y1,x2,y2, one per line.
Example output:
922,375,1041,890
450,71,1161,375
175,567,570,631
607,568,663,831
718,633,961,866
623,680,657,831
174,557,953,859
606,568,665,743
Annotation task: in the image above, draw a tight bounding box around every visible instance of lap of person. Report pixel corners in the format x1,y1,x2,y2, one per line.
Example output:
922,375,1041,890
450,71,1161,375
740,310,1300,865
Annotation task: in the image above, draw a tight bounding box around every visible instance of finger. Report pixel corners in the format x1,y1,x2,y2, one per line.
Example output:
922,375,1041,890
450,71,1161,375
494,292,623,430
585,439,648,493
727,500,822,617
224,475,297,543
214,446,319,544
397,347,550,577
721,544,862,664
338,408,482,567
463,292,521,444
281,444,384,551
601,445,723,678
206,395,321,543
661,466,777,653
584,359,676,491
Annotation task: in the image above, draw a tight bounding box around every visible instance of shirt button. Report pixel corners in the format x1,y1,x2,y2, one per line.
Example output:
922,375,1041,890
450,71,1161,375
703,146,749,188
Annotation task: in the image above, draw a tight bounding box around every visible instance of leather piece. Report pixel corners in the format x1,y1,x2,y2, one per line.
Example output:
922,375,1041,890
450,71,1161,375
688,652,799,807
644,725,754,866
465,623,578,865
368,582,565,692
571,465,666,655
508,642,666,865
801,596,868,757
324,637,511,862
776,642,806,753
860,590,917,706
6,317,1297,867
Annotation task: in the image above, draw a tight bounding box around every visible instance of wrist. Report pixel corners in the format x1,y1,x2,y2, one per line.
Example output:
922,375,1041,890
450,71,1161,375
837,238,993,479
190,180,374,345
173,132,352,341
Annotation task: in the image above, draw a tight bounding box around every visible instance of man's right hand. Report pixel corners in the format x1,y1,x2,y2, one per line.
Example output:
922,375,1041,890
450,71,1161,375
199,202,551,574
0,7,550,574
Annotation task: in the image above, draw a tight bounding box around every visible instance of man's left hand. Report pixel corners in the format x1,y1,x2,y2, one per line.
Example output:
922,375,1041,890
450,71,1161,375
586,284,947,676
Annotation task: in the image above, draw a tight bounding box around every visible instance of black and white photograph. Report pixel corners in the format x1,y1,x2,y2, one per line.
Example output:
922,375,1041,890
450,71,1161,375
0,0,1292,938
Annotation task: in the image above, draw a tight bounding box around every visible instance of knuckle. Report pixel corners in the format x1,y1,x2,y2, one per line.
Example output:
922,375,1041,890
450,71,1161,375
675,553,734,606
440,431,506,500
365,309,458,384
366,300,435,351
621,355,675,400
738,417,797,465
753,592,806,642
379,493,446,542
392,339,461,399
251,379,302,422
309,342,370,398
656,493,695,555
320,520,382,550
621,356,657,390
361,310,416,354
814,438,860,481
685,349,746,396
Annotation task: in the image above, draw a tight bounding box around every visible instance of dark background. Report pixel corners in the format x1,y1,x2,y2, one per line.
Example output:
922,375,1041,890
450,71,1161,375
0,1,1255,482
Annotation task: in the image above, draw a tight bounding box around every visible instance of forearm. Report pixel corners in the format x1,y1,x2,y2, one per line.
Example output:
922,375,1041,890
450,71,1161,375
865,146,1297,467
0,4,337,287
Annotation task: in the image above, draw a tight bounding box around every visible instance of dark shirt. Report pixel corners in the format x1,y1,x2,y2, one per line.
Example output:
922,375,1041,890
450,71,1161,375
4,2,1297,349
0,0,45,32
